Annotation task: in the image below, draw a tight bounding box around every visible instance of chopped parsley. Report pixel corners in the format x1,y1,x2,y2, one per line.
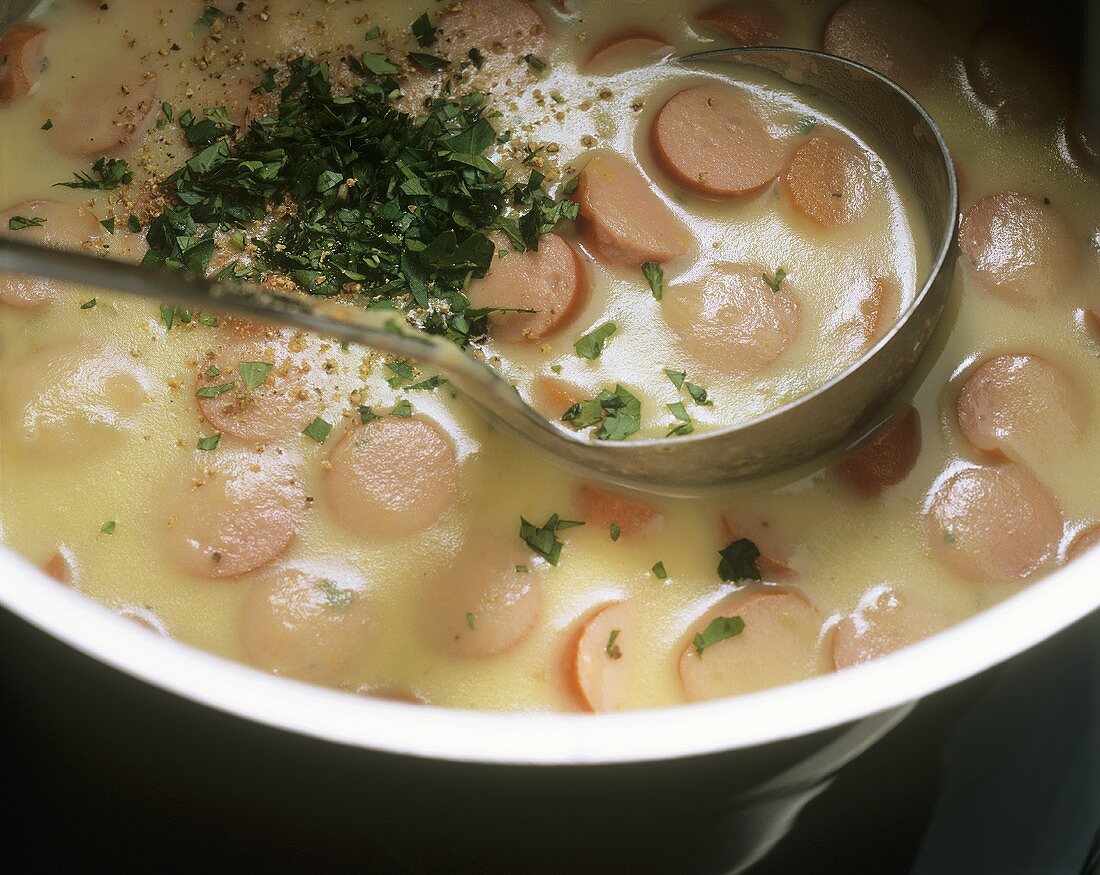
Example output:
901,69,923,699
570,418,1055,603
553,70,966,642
40,118,52,130
100,217,116,235
762,267,788,293
562,384,642,441
519,513,583,566
409,52,449,71
717,538,763,583
642,261,664,300
664,368,711,406
195,381,235,398
357,405,379,424
197,433,222,451
197,5,226,26
385,358,417,387
666,401,693,437
390,399,413,417
465,611,475,630
468,48,485,69
55,157,133,190
411,13,437,48
127,214,142,233
317,579,355,610
796,115,817,134
7,215,45,231
525,54,548,73
692,616,746,656
140,55,576,345
610,523,621,542
515,565,528,573
238,360,272,392
80,298,97,309
605,629,622,659
573,321,617,360
652,561,667,579
100,520,117,535
302,416,333,443
363,26,381,41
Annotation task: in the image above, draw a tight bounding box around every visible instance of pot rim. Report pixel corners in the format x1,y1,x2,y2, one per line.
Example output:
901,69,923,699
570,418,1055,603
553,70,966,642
1,545,1097,765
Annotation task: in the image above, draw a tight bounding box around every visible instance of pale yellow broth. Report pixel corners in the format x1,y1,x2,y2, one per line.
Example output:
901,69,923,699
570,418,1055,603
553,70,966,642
0,0,1097,712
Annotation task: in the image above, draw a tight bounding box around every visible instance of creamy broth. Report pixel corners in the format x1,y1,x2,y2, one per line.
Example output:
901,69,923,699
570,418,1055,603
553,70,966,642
0,0,1097,712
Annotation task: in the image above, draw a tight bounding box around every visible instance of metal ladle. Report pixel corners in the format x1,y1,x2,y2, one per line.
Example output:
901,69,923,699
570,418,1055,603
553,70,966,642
0,48,957,492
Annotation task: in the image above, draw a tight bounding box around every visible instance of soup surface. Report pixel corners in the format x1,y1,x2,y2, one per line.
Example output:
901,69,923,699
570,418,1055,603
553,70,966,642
0,0,1097,712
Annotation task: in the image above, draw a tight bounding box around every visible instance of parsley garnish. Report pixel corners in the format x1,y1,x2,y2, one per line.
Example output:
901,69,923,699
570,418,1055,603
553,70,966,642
762,268,788,293
610,523,621,542
127,214,142,233
100,217,116,235
468,48,485,69
197,433,221,451
80,298,97,309
411,13,437,48
196,382,235,398
317,580,355,610
692,616,746,656
717,538,763,583
364,26,381,41
238,361,272,392
141,55,575,345
642,261,664,300
7,215,45,231
390,399,412,417
357,405,379,424
465,611,475,630
574,321,617,360
606,629,622,659
666,401,693,437
55,157,133,190
562,384,641,441
197,5,225,26
525,54,548,73
40,118,52,130
100,520,117,535
160,304,193,330
665,368,711,406
302,416,333,443
409,52,449,71
652,561,667,579
796,116,817,134
519,513,583,566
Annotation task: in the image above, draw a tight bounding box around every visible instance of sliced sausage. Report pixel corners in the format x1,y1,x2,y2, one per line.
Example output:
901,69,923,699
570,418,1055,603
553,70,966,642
430,538,542,658
465,233,588,343
959,193,1077,304
695,2,787,46
240,564,372,681
162,448,307,579
571,601,632,712
49,68,157,156
835,407,921,496
436,0,548,64
823,0,949,88
780,135,874,228
652,83,786,198
324,417,461,541
1,200,103,308
1066,525,1100,562
926,464,1063,582
1,341,155,458
965,21,1072,123
665,263,799,374
584,33,672,73
576,484,663,538
679,588,826,701
956,354,1083,463
831,273,898,352
195,334,330,445
42,546,78,587
0,24,47,104
574,150,692,266
831,585,948,670
530,374,584,420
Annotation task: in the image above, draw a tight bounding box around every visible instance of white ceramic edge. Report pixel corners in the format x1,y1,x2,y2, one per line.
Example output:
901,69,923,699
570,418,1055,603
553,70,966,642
1,546,1098,766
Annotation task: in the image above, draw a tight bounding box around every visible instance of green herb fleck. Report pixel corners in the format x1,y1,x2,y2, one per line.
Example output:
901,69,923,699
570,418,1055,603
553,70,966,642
197,5,225,26
196,382,235,398
515,565,528,573
160,304,193,330
100,520,117,536
642,261,664,300
692,616,746,656
7,215,46,231
465,611,475,630
363,25,381,41
762,268,788,293
390,399,413,417
408,52,449,71
358,405,379,424
411,13,437,47
197,433,222,451
362,52,399,75
652,561,667,579
40,118,53,131
574,321,617,360
796,115,817,134
664,368,685,389
605,629,622,659
717,538,762,583
610,523,621,542
127,214,142,233
685,381,711,406
385,358,417,388
302,416,333,443
100,217,116,235
468,48,485,69
562,384,642,441
80,298,97,309
525,54,547,73
318,579,355,610
238,360,272,392
519,513,583,566
55,157,133,190
666,401,693,437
